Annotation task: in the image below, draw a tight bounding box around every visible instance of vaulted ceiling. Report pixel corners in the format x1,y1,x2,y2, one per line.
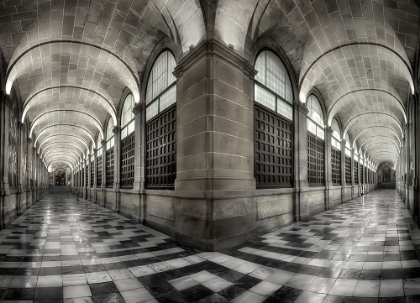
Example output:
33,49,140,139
214,0,419,167
0,0,418,170
0,0,205,170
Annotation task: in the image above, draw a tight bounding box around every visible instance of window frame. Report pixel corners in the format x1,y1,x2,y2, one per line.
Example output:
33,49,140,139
253,49,294,189
145,50,178,189
145,50,177,122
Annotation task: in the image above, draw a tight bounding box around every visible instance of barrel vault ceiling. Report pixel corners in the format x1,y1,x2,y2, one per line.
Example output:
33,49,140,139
0,0,205,171
0,0,419,169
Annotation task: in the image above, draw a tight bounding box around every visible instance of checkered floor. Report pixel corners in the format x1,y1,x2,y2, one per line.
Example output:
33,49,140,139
0,190,419,302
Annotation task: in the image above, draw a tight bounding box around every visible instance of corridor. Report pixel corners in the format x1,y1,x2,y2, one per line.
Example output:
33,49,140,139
0,190,417,303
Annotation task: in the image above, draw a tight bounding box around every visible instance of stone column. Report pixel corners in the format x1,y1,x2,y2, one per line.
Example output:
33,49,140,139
83,158,88,199
32,147,37,204
341,139,346,203
87,155,92,200
16,122,23,215
26,138,32,208
0,94,10,229
93,149,97,203
101,140,106,207
351,147,355,199
295,103,308,221
324,126,333,210
357,160,363,197
172,40,256,250
132,103,145,223
113,126,121,213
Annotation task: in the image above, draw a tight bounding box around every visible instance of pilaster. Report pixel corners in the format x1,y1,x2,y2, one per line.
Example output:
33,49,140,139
132,103,145,223
341,139,346,203
324,126,333,210
294,102,309,221
93,148,97,203
101,140,106,207
113,126,121,213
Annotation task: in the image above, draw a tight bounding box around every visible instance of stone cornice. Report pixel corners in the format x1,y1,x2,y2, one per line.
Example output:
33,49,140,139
174,39,257,79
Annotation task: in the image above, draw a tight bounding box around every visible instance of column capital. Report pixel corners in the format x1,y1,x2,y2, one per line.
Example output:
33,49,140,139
295,102,309,115
113,126,121,134
101,140,107,146
325,126,333,135
133,102,145,114
173,39,257,79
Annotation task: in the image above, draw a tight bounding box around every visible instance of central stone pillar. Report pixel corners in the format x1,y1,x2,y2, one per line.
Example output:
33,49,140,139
173,40,256,250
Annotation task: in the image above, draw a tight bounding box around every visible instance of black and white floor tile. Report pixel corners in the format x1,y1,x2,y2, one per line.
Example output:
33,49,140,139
0,190,419,302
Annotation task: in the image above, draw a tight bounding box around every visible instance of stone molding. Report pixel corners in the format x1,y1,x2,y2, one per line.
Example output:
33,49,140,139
173,39,257,79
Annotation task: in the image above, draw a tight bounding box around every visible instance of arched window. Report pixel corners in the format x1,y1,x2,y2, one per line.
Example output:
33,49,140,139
121,94,135,139
146,51,177,121
120,94,135,188
345,133,351,155
106,118,114,188
145,51,177,189
307,95,324,139
254,50,293,119
345,133,352,184
307,95,324,185
96,134,102,187
254,50,293,188
331,118,341,185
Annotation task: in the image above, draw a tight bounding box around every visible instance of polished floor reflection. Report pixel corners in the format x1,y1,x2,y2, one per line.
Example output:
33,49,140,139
0,190,419,302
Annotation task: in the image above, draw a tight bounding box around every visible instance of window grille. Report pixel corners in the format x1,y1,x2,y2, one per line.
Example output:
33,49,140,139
255,104,293,188
97,156,102,186
90,161,94,187
146,105,176,188
308,132,324,185
121,133,135,188
331,146,341,185
106,149,114,188
345,155,351,184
